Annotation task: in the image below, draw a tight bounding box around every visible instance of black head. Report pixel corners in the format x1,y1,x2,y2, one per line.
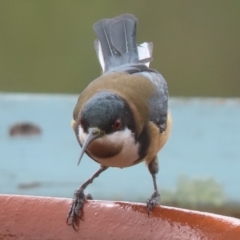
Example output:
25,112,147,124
76,91,136,165
80,91,135,134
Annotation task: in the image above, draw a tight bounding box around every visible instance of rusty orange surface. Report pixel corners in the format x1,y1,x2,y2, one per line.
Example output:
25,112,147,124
0,194,240,240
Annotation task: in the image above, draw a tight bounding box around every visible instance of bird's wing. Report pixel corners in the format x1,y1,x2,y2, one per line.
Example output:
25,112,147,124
109,65,169,133
142,71,169,133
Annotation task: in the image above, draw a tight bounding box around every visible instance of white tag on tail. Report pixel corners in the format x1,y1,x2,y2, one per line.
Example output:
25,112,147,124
94,39,106,72
137,42,153,67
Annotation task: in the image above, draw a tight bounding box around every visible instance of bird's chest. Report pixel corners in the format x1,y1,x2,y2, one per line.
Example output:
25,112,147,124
80,128,140,168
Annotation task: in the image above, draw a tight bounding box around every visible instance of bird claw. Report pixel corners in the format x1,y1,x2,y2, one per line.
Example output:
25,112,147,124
66,189,92,231
146,191,160,216
85,193,93,200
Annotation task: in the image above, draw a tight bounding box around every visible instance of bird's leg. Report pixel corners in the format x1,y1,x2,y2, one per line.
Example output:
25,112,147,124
146,157,160,215
67,165,108,231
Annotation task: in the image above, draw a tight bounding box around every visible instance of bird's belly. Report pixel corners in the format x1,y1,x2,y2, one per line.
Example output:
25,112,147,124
92,142,140,168
88,129,140,168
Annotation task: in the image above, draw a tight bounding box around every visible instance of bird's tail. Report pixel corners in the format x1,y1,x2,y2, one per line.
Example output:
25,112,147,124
93,13,153,73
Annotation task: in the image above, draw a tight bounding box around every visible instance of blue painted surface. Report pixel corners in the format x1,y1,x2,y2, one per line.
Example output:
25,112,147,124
0,93,240,202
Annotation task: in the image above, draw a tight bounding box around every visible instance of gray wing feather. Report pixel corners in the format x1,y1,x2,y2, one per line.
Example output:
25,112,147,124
146,72,168,133
133,71,168,132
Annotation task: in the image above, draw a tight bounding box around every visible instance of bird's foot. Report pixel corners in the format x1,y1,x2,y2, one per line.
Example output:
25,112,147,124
66,189,93,231
146,191,160,216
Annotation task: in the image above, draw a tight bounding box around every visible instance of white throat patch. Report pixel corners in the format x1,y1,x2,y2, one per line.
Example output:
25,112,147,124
78,126,140,168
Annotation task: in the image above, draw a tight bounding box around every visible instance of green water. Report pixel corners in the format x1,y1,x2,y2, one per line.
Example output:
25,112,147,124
0,1,240,96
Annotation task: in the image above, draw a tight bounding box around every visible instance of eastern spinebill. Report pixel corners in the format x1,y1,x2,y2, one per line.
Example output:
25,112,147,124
67,13,172,230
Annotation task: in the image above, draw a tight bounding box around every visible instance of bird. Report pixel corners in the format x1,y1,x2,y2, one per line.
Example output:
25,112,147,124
67,13,172,230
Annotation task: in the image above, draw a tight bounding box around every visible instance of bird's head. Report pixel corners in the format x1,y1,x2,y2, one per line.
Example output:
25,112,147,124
76,91,136,165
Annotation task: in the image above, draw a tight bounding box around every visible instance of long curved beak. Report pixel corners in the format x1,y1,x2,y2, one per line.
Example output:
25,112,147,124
77,127,103,166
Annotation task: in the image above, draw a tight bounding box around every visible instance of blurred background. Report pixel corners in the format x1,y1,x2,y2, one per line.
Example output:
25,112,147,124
1,1,240,96
0,1,240,218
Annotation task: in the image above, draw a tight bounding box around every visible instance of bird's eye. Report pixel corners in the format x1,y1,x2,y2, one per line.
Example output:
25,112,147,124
113,118,122,131
79,118,84,126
